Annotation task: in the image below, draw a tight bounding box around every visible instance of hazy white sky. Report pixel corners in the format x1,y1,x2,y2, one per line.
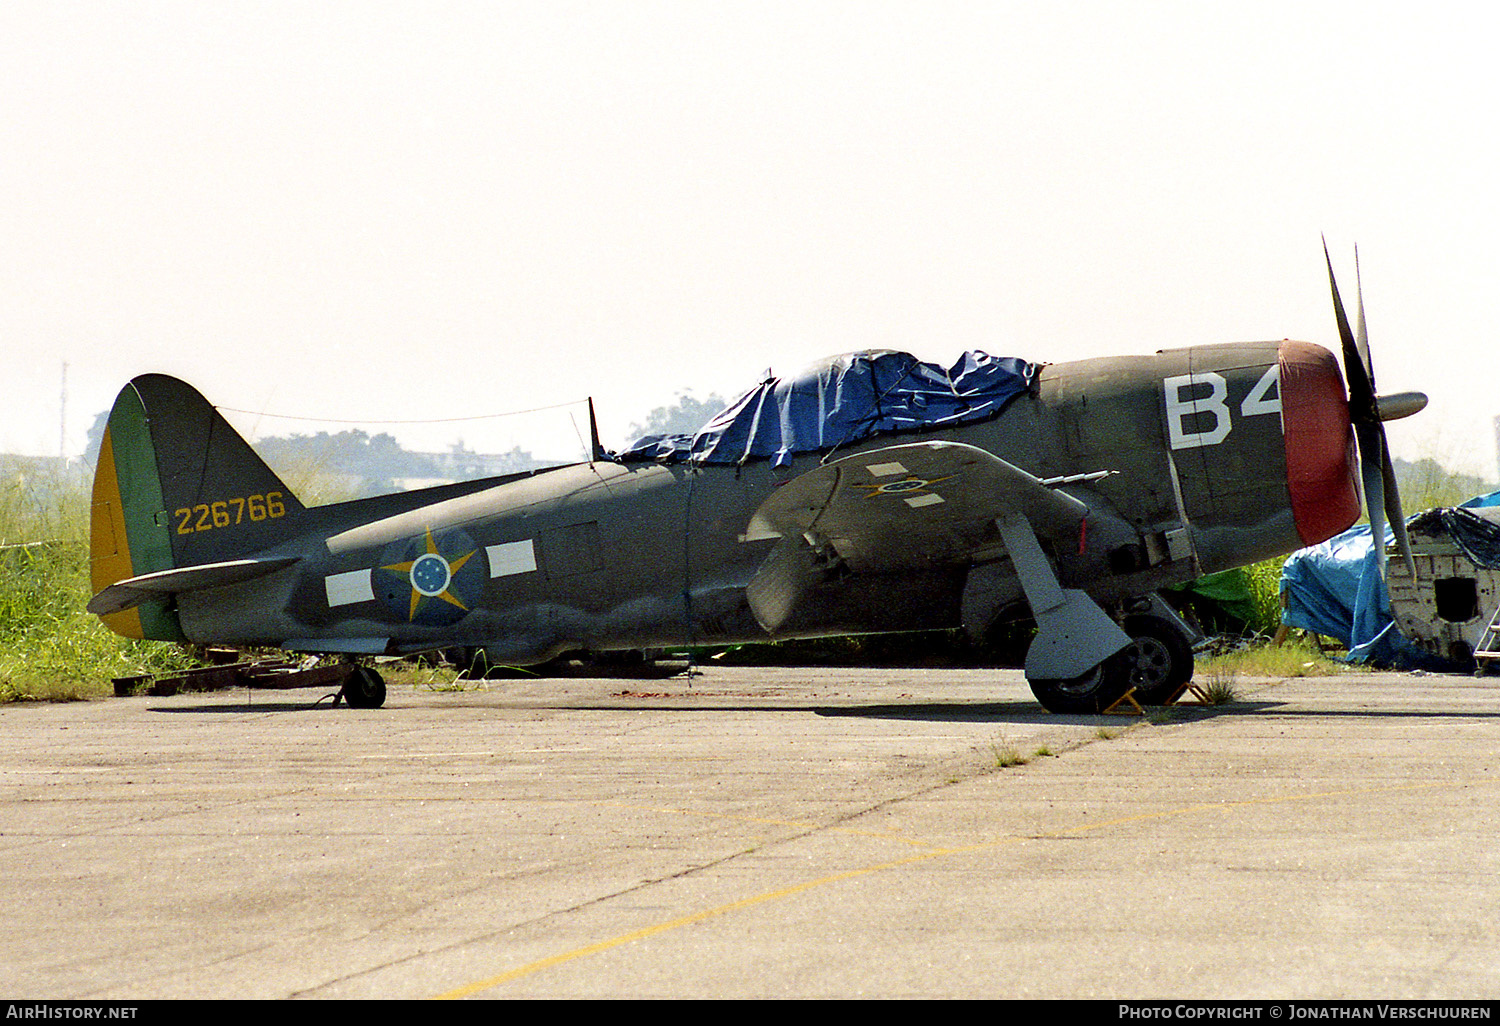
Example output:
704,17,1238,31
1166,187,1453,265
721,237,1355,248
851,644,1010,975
3,1,1497,473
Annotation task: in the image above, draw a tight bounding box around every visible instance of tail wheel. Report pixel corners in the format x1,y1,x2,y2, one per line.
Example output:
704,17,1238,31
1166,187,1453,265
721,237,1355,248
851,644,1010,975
1119,614,1195,705
343,665,386,709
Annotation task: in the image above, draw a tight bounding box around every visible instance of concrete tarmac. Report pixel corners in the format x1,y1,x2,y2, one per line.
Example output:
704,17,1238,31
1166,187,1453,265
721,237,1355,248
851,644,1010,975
1,665,1497,999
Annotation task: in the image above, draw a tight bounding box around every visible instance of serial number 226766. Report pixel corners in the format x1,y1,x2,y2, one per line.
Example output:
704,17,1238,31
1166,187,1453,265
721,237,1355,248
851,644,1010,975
173,492,287,534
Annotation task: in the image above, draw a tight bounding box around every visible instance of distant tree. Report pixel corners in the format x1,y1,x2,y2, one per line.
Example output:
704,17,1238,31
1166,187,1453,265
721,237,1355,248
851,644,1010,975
1393,458,1498,512
82,410,110,469
625,391,728,444
74,411,546,503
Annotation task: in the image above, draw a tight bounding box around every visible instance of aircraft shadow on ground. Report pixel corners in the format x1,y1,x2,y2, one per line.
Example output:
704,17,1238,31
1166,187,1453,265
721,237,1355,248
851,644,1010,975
146,695,1195,720
427,697,1245,723
148,695,344,713
146,694,1500,721
813,701,1234,722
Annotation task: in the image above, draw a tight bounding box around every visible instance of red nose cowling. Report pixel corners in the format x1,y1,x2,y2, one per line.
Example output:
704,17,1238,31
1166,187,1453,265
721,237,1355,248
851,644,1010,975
1279,340,1361,547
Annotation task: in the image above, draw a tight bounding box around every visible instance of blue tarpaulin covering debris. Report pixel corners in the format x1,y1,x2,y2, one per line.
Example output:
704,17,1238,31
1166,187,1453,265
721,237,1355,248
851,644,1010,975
619,350,1037,467
1279,490,1500,667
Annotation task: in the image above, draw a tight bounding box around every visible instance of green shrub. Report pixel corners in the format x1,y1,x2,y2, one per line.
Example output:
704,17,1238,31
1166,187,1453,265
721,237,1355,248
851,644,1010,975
0,467,195,701
1241,556,1286,637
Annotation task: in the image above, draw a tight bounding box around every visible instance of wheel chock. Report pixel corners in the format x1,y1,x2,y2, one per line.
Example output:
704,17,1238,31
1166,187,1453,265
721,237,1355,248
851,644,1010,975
1102,688,1144,716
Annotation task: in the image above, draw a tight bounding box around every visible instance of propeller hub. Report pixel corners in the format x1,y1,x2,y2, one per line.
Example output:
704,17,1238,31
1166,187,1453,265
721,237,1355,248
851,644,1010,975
1376,391,1428,423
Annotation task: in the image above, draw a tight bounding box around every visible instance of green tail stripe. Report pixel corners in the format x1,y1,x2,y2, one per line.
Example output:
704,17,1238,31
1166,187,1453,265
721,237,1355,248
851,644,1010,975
108,384,184,641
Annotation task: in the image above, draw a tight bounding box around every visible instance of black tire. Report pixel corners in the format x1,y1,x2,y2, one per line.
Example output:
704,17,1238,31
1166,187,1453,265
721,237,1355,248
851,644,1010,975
1028,650,1133,714
1119,615,1195,705
344,665,386,709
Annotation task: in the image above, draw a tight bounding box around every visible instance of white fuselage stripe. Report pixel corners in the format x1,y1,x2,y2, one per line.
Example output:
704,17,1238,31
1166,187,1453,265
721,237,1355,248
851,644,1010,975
487,540,537,577
325,569,375,607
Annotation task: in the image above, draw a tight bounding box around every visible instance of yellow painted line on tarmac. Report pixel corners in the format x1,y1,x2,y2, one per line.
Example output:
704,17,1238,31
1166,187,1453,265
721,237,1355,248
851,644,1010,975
432,846,969,1000
433,779,1452,999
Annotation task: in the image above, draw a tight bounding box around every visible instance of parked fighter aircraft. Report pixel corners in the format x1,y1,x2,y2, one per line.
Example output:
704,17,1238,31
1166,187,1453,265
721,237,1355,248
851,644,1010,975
87,249,1424,712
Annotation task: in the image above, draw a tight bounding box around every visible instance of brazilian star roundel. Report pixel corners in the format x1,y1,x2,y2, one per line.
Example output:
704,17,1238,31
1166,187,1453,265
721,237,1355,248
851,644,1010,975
373,527,488,627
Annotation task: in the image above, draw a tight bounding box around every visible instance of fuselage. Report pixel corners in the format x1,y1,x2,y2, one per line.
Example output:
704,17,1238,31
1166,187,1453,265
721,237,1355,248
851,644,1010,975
171,339,1359,663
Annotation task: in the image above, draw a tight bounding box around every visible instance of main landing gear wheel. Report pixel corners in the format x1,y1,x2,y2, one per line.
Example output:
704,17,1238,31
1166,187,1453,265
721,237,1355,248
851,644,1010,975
342,664,386,709
1027,614,1195,713
1118,614,1195,705
1027,650,1133,715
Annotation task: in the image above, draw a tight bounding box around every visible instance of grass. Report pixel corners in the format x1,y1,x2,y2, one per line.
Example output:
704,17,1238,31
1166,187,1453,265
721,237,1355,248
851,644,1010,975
0,465,197,702
992,745,1029,768
403,663,477,692
1241,557,1284,636
991,743,1058,769
0,545,191,701
1199,647,1243,705
1196,638,1347,683
1200,668,1239,705
1183,638,1357,710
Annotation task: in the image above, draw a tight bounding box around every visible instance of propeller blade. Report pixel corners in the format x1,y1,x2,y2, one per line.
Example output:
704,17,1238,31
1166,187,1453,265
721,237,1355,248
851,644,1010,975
1381,441,1417,580
1323,238,1376,424
1354,246,1373,385
1357,421,1388,576
1324,239,1416,580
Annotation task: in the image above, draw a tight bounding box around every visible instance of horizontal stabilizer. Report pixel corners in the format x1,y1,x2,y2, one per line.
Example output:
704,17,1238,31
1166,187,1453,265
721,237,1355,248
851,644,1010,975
87,557,300,616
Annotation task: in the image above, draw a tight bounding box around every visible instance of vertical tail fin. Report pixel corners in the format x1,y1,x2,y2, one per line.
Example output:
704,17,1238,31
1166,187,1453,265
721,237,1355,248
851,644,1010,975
90,374,304,640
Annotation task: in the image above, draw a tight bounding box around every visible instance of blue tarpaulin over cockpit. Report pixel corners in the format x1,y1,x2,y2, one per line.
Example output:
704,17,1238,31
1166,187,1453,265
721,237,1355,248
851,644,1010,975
618,350,1038,467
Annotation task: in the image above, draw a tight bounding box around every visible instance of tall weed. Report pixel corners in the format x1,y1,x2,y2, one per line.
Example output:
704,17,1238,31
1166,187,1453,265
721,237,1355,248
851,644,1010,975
1240,557,1285,637
0,465,194,701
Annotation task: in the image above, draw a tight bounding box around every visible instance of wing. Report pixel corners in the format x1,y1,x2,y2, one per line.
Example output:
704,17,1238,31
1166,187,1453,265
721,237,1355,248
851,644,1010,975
743,440,1090,631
